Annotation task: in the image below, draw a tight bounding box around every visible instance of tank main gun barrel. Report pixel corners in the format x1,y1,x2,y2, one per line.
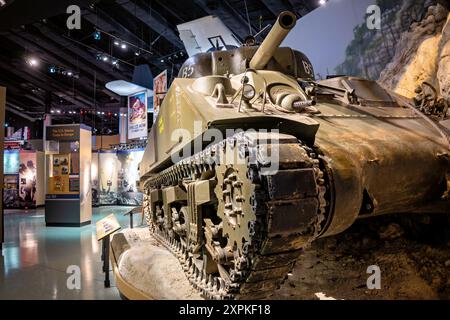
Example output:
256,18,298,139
249,11,297,70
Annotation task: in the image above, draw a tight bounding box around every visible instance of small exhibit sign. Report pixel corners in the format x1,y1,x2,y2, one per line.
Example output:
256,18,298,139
96,214,121,241
46,125,80,141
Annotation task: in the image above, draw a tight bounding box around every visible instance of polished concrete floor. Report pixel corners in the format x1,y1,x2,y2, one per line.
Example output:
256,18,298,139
0,206,137,299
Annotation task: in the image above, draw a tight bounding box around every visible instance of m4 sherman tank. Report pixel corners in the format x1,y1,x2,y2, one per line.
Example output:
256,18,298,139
139,11,449,299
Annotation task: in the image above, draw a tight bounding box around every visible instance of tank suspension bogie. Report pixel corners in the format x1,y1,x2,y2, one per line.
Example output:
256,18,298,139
143,132,328,299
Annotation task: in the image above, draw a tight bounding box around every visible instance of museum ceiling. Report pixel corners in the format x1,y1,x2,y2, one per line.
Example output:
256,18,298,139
0,0,321,132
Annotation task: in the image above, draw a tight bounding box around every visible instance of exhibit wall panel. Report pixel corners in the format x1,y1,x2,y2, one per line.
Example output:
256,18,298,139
92,135,120,150
35,152,45,206
79,128,92,223
3,150,44,208
3,175,19,208
91,151,99,206
116,149,144,205
18,151,38,208
0,87,5,246
98,149,144,205
4,149,19,174
99,151,119,205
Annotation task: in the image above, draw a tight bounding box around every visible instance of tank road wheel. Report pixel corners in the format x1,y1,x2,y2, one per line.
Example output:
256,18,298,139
210,132,327,299
214,143,257,284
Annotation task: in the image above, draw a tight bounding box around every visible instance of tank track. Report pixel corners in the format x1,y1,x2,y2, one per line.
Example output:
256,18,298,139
143,132,327,299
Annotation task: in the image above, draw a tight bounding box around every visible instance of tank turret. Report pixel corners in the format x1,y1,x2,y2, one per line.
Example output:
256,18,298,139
178,11,314,80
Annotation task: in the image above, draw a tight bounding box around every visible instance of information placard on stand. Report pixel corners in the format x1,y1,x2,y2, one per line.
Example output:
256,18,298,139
96,214,121,287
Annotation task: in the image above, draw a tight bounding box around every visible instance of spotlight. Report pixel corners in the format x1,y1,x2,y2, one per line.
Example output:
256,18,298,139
114,113,117,116
50,110,55,114
114,40,120,46
56,110,61,114
160,59,164,63
102,55,109,62
120,43,127,49
135,50,141,56
319,0,326,5
93,30,101,40
67,71,73,76
49,66,57,73
27,57,38,67
112,60,118,66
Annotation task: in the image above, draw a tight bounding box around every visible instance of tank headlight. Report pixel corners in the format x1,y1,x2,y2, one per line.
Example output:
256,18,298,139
242,84,256,100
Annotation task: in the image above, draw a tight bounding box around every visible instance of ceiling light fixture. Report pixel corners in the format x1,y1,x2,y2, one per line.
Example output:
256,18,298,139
27,57,39,67
93,30,101,40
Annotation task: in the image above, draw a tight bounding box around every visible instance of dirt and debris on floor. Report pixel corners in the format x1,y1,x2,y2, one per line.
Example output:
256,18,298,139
276,214,450,300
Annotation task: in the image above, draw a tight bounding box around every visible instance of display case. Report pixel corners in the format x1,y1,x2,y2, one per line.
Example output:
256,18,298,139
45,124,92,227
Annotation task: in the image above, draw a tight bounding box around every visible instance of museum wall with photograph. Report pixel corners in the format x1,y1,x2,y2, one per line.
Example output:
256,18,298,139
3,150,45,209
97,148,144,206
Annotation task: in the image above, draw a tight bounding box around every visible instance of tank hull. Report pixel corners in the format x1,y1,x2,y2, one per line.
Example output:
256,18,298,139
141,78,449,238
314,103,448,236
